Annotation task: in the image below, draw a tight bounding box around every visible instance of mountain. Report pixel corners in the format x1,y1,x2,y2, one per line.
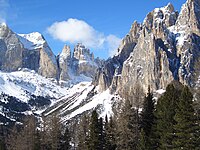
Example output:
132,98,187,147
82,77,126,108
57,43,104,84
94,0,200,100
0,23,58,78
0,23,104,123
0,0,200,124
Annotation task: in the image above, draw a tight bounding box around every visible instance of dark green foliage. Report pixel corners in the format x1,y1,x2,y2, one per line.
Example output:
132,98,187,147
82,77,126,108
151,84,180,149
77,114,89,150
173,86,200,149
88,110,102,150
28,95,51,108
104,115,117,150
0,93,30,112
116,99,139,150
139,87,155,149
99,117,104,149
60,126,71,150
138,129,146,150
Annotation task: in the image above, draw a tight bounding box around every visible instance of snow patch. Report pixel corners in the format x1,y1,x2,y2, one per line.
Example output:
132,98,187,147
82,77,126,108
18,32,45,50
156,89,166,94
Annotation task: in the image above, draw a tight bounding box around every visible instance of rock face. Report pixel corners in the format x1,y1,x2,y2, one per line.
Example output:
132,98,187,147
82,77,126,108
93,0,200,99
58,45,71,81
0,24,58,78
0,23,24,71
57,43,103,81
0,23,102,82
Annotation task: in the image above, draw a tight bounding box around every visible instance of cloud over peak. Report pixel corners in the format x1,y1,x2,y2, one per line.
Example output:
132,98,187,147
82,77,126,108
47,18,121,57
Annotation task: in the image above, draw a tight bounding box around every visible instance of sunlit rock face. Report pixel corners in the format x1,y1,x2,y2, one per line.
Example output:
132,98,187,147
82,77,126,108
0,23,59,78
93,0,200,98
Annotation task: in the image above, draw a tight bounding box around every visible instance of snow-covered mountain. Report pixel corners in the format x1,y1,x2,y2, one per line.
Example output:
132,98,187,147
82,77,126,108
0,68,118,124
0,0,200,124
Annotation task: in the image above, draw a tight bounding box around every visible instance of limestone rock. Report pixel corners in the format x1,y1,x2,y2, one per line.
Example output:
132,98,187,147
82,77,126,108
0,24,59,79
58,45,71,80
72,43,99,78
93,21,142,92
93,0,200,99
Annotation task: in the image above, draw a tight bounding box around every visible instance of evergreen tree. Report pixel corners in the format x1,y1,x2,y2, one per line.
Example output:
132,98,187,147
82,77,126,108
151,83,181,149
116,98,139,150
49,114,62,150
88,110,101,150
98,117,104,149
104,115,116,150
60,126,71,150
173,86,200,149
139,86,155,149
77,114,89,150
138,129,146,150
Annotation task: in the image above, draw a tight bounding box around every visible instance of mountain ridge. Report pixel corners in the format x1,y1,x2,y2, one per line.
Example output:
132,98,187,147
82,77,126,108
0,0,200,124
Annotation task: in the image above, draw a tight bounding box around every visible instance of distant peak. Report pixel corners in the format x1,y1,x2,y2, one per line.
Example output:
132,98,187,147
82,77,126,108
166,3,174,12
61,44,71,54
0,22,7,27
154,2,175,14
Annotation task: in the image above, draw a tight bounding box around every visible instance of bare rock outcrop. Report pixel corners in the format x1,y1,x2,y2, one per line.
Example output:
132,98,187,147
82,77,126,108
93,0,200,99
0,23,59,79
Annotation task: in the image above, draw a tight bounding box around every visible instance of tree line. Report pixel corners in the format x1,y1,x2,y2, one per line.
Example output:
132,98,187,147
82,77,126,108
0,81,199,149
76,81,200,150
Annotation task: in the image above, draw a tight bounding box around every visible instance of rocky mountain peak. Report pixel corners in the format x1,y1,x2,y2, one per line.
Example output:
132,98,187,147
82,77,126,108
60,44,71,60
144,3,178,38
176,0,200,35
73,43,94,61
129,21,141,38
0,22,10,38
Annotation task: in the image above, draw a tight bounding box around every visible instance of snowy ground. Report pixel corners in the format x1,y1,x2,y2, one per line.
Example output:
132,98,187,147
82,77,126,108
0,69,116,122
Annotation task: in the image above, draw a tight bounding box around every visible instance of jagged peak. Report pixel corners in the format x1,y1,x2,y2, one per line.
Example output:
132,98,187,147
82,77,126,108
62,44,71,53
154,3,175,14
60,44,71,59
0,22,7,27
143,2,178,30
0,22,13,39
175,0,200,35
18,32,46,50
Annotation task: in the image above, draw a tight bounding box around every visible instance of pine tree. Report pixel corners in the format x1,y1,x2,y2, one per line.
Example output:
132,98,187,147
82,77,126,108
98,117,104,149
49,114,62,150
116,98,139,150
173,86,200,149
151,83,181,149
104,115,116,150
77,114,89,150
138,129,146,150
88,110,101,150
60,126,71,150
139,86,155,149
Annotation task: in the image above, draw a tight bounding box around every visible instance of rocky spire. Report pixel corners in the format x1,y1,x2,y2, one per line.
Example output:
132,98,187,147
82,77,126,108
0,22,9,38
176,0,200,36
143,3,178,38
60,44,71,62
58,45,71,81
73,43,92,61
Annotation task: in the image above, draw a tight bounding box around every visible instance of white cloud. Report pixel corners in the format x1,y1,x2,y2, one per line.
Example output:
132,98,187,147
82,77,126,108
0,0,9,23
106,35,121,57
47,18,121,56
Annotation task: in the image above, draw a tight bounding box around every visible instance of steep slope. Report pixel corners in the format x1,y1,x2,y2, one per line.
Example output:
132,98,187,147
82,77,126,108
0,23,58,78
1,0,200,124
58,43,104,83
93,0,200,101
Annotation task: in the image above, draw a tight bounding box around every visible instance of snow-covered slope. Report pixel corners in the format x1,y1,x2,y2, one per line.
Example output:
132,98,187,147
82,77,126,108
0,69,68,103
0,68,117,123
18,32,45,50
43,82,118,123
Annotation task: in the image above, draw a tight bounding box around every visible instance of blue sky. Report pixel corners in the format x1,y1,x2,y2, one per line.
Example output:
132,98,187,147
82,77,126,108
1,0,185,59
